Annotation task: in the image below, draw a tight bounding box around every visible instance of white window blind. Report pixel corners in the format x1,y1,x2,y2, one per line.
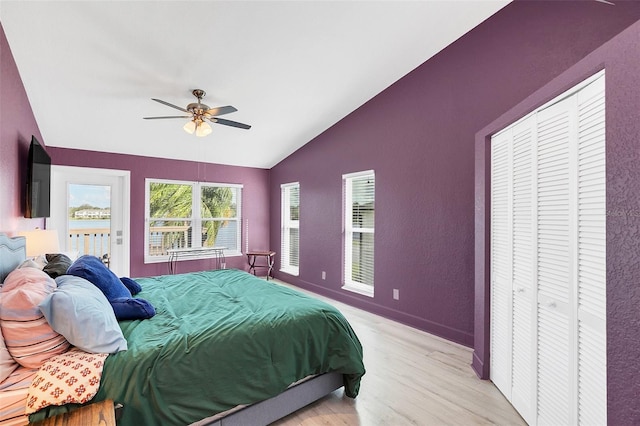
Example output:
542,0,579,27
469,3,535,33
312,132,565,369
343,170,375,297
280,182,299,275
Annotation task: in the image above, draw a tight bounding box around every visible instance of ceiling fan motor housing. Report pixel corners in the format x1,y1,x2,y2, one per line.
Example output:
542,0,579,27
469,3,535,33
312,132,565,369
187,102,210,113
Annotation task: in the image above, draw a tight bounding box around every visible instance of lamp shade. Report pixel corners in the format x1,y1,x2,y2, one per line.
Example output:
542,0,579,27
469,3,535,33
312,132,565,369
17,229,60,257
183,120,196,134
196,121,212,137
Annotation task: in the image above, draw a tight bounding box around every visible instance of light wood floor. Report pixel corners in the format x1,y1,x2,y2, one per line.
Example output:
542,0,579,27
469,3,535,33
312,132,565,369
270,280,526,426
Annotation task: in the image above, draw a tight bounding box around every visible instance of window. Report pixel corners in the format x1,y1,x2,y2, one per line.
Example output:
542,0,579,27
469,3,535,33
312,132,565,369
343,170,375,296
280,182,300,275
145,179,242,262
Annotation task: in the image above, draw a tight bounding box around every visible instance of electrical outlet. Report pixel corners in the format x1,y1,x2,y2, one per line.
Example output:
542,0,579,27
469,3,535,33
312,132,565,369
393,289,399,300
322,271,326,280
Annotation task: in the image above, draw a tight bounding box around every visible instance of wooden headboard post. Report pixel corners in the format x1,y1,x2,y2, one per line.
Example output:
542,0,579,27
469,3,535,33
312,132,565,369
0,233,27,283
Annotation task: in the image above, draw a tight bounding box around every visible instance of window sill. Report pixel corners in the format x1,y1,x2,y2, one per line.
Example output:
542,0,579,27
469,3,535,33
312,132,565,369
280,267,299,276
144,251,242,264
342,283,374,298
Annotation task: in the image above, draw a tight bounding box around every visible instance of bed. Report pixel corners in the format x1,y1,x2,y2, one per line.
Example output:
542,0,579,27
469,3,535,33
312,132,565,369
0,233,365,425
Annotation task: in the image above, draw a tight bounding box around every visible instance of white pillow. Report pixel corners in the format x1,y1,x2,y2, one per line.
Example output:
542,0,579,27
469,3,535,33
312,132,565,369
39,275,127,354
17,258,44,270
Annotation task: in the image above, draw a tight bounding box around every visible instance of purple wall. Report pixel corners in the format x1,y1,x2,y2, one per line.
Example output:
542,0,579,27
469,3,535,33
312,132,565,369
475,19,640,424
270,0,640,348
0,22,46,234
4,2,640,422
46,147,270,278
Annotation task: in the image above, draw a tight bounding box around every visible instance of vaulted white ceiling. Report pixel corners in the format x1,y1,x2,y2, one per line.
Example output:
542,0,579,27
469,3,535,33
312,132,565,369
1,1,509,169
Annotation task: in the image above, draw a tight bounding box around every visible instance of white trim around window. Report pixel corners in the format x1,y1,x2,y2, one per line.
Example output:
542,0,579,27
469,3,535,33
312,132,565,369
280,182,300,276
342,170,375,297
144,178,242,263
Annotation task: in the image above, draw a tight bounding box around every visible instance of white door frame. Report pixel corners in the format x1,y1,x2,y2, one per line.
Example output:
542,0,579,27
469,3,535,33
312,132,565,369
50,166,130,276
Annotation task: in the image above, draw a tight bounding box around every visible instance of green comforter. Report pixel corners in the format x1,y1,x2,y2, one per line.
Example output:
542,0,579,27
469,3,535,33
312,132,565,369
91,269,364,425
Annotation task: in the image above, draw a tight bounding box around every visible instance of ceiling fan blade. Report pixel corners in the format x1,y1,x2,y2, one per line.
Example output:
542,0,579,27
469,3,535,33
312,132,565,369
211,117,251,130
143,116,191,120
151,98,189,113
205,106,237,116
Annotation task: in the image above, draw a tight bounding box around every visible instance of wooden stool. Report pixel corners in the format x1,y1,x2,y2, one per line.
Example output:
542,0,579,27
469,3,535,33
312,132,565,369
246,250,276,280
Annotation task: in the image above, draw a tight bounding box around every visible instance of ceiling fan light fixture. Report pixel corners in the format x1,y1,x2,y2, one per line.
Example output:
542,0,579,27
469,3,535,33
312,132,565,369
196,121,213,137
146,89,250,133
183,120,196,134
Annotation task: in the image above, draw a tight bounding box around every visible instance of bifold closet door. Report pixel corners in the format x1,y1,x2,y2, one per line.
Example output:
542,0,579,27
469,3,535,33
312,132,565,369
490,119,537,425
509,118,536,424
574,75,606,426
490,73,605,426
535,91,574,425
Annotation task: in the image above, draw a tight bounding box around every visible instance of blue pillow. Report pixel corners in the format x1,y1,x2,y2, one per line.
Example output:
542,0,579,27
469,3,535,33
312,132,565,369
67,255,156,321
67,255,131,300
39,275,127,353
120,277,142,295
110,297,155,320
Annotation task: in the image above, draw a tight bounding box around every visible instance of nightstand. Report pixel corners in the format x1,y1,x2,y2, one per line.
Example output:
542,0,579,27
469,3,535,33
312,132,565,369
246,250,276,280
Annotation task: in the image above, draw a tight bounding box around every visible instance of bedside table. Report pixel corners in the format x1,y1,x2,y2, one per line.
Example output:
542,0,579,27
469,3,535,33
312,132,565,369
246,250,276,280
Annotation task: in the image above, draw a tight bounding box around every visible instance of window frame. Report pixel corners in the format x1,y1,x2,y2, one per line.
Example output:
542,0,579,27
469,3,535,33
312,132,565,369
280,182,300,276
342,170,375,297
144,178,243,263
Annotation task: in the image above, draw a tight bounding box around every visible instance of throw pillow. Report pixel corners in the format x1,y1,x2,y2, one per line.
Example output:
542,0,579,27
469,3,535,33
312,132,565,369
67,255,131,300
67,256,155,320
43,253,73,278
25,348,108,414
0,268,70,368
39,275,127,354
0,326,18,382
119,277,142,295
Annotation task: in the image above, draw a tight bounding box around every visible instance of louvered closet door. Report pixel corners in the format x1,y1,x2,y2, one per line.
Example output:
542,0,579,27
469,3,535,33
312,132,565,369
490,118,537,425
575,75,606,426
535,93,575,426
490,72,605,426
490,130,513,398
509,118,536,425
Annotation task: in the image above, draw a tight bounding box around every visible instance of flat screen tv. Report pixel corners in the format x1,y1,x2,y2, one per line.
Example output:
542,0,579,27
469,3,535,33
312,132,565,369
24,136,51,218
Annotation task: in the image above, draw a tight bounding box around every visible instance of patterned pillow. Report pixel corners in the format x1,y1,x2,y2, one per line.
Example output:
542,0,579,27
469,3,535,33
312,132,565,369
25,348,108,414
0,268,70,368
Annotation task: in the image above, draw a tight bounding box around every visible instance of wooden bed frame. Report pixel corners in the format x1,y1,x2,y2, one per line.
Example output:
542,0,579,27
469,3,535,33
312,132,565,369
0,233,343,425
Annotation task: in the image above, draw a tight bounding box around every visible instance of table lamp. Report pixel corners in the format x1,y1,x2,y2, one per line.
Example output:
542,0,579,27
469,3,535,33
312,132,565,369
17,229,60,258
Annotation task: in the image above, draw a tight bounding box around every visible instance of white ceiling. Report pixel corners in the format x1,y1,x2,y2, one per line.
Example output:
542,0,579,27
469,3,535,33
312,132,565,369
1,1,509,169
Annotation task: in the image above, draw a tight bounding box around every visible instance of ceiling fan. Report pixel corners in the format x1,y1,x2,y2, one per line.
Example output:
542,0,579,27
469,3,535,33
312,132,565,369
144,89,251,137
